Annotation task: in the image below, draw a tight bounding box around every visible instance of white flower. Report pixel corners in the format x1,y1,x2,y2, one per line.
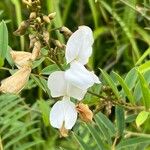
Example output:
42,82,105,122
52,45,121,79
48,71,87,100
48,26,100,135
65,61,100,90
50,96,77,136
65,26,94,65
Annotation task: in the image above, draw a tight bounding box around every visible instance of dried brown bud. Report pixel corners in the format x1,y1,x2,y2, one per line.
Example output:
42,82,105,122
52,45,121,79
0,66,31,94
60,26,72,37
48,12,56,20
36,17,41,24
29,12,36,19
13,21,29,36
43,15,50,23
76,103,93,123
29,34,37,49
10,50,32,68
22,0,32,6
31,41,41,60
53,40,65,49
43,31,49,44
59,122,68,137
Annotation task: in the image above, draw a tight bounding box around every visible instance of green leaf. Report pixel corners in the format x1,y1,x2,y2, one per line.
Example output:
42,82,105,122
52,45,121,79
0,20,8,59
41,64,59,75
72,132,91,150
0,56,4,67
113,71,135,104
124,68,138,90
85,123,106,150
115,106,125,136
138,71,150,109
94,115,112,144
100,69,120,99
96,112,116,136
30,74,46,92
32,57,45,69
116,137,150,150
136,111,149,127
38,100,50,126
138,61,150,73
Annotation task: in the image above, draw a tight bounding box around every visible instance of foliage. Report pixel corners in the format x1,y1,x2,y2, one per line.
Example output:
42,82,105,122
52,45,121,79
0,0,150,150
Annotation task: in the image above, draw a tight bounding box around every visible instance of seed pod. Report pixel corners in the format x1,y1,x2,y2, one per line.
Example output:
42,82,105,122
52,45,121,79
29,12,36,19
48,12,56,20
10,50,32,69
0,66,31,94
60,26,72,37
43,15,50,23
13,20,29,36
31,41,41,60
43,31,49,44
76,103,93,123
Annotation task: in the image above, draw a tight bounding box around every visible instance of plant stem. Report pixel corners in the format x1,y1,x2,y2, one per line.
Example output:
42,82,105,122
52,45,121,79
0,136,3,150
125,131,150,138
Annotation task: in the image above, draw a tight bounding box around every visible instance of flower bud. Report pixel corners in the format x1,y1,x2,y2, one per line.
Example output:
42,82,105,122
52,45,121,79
43,15,50,23
36,17,41,24
13,21,29,36
53,40,65,49
10,50,32,68
29,34,37,49
29,12,36,19
43,31,49,44
31,41,41,60
22,0,32,6
60,26,72,37
76,103,93,122
48,12,56,20
0,66,31,94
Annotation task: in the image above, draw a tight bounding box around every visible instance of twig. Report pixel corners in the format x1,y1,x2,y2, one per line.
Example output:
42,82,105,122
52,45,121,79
125,131,150,138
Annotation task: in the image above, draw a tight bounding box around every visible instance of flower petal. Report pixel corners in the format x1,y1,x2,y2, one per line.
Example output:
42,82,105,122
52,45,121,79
65,26,94,65
65,61,97,90
67,83,87,100
47,71,67,97
50,97,77,129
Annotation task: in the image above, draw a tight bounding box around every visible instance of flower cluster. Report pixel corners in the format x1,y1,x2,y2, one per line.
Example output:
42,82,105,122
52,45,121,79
47,26,100,137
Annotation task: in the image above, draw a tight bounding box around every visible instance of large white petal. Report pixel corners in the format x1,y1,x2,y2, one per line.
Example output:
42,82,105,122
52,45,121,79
67,83,87,100
50,97,77,129
65,61,100,90
47,71,67,97
65,26,94,65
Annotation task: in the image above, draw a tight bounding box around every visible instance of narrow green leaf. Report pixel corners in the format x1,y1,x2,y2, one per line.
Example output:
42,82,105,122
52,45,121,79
0,56,4,67
94,115,112,144
86,123,106,150
96,112,116,136
41,64,59,75
116,137,150,150
100,69,120,99
138,71,150,109
115,106,125,136
38,100,50,126
138,61,150,73
0,20,8,59
113,71,135,104
32,57,45,69
136,111,149,127
72,132,91,150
